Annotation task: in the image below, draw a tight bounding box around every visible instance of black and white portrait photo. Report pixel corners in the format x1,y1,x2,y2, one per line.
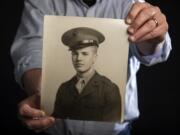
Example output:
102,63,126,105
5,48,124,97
41,16,129,122
52,27,121,122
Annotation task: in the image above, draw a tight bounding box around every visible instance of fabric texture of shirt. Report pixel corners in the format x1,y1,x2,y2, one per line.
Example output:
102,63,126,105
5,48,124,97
11,0,172,134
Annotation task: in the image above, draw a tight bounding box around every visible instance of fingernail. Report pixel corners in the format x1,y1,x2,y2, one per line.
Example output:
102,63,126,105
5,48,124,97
129,36,135,42
50,117,55,123
41,111,46,116
52,117,55,121
128,27,134,34
126,18,132,24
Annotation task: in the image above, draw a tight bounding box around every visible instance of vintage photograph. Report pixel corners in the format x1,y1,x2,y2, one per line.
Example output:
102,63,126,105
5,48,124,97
41,16,129,122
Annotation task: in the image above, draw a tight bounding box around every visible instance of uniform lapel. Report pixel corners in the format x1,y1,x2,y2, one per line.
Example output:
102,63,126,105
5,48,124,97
68,76,80,97
80,72,100,97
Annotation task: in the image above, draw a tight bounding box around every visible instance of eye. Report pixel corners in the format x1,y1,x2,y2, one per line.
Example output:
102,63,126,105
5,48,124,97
82,52,89,56
72,52,78,56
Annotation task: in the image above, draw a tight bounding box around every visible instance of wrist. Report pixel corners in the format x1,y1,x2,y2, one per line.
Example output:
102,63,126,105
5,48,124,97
136,40,164,56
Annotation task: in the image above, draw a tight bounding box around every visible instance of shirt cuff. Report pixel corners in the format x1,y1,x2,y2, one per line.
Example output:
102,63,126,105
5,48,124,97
14,51,42,88
132,32,172,66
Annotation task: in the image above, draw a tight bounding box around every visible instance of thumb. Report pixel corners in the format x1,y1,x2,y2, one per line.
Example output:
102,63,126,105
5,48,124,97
19,103,45,118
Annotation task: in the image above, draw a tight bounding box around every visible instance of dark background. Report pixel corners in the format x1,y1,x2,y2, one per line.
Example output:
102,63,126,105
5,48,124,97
0,0,178,135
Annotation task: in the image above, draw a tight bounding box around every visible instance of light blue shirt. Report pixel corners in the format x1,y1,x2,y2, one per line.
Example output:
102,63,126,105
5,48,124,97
11,0,172,134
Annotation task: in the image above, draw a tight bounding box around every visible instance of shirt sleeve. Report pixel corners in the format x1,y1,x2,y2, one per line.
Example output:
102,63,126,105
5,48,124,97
10,0,55,87
130,32,172,66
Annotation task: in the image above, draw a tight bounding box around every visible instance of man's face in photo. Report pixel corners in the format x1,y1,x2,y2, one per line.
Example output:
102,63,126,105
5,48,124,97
71,46,97,73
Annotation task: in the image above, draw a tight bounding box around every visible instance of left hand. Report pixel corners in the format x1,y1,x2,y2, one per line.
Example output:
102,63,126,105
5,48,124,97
18,94,55,133
126,2,168,45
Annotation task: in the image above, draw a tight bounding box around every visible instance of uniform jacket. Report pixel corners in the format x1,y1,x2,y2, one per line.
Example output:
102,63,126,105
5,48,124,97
53,72,121,122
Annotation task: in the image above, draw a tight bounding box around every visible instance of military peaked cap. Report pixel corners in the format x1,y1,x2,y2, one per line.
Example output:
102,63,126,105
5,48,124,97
61,27,105,50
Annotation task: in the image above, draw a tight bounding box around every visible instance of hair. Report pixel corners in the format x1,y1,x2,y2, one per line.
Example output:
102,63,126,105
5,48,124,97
91,46,98,54
70,43,98,54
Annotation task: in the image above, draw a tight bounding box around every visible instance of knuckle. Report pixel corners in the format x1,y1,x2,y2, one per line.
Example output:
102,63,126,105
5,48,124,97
132,2,143,11
143,8,152,17
133,20,141,28
128,12,135,19
162,14,167,21
49,118,55,125
147,20,155,29
135,2,142,9
142,2,151,8
19,106,26,116
154,6,161,12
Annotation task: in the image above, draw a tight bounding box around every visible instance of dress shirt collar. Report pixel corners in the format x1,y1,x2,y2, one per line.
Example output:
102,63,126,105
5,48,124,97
76,68,95,85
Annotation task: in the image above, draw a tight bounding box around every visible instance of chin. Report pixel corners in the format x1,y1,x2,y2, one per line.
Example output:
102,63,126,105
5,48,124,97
78,70,86,73
76,68,85,73
77,69,88,74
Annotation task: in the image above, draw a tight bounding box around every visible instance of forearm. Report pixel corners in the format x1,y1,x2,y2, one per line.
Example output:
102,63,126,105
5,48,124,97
22,68,42,96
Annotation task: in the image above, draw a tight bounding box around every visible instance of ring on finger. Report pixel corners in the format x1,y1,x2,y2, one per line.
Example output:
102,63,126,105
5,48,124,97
152,18,159,27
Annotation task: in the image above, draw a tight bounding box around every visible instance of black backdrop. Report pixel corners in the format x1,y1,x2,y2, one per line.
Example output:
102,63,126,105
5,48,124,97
0,0,178,135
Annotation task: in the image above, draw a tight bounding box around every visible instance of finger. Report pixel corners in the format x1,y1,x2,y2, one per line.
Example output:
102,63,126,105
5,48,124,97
29,94,41,108
126,2,151,24
135,13,168,43
24,116,55,131
128,6,160,34
135,23,168,43
19,104,45,118
19,94,40,108
129,12,161,42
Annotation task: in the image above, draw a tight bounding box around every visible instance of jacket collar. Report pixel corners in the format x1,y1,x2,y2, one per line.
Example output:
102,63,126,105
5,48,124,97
79,71,101,97
69,71,102,97
76,69,95,86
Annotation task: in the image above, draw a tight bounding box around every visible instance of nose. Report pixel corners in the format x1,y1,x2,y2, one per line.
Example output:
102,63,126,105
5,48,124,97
76,54,83,61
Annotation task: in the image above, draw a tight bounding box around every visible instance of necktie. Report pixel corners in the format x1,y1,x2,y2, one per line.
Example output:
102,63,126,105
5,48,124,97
75,79,85,94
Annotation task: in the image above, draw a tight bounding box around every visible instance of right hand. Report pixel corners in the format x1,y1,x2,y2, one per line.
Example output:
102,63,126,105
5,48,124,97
18,69,55,132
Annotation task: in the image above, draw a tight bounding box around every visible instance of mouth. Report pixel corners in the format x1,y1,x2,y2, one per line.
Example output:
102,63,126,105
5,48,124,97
75,63,84,67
